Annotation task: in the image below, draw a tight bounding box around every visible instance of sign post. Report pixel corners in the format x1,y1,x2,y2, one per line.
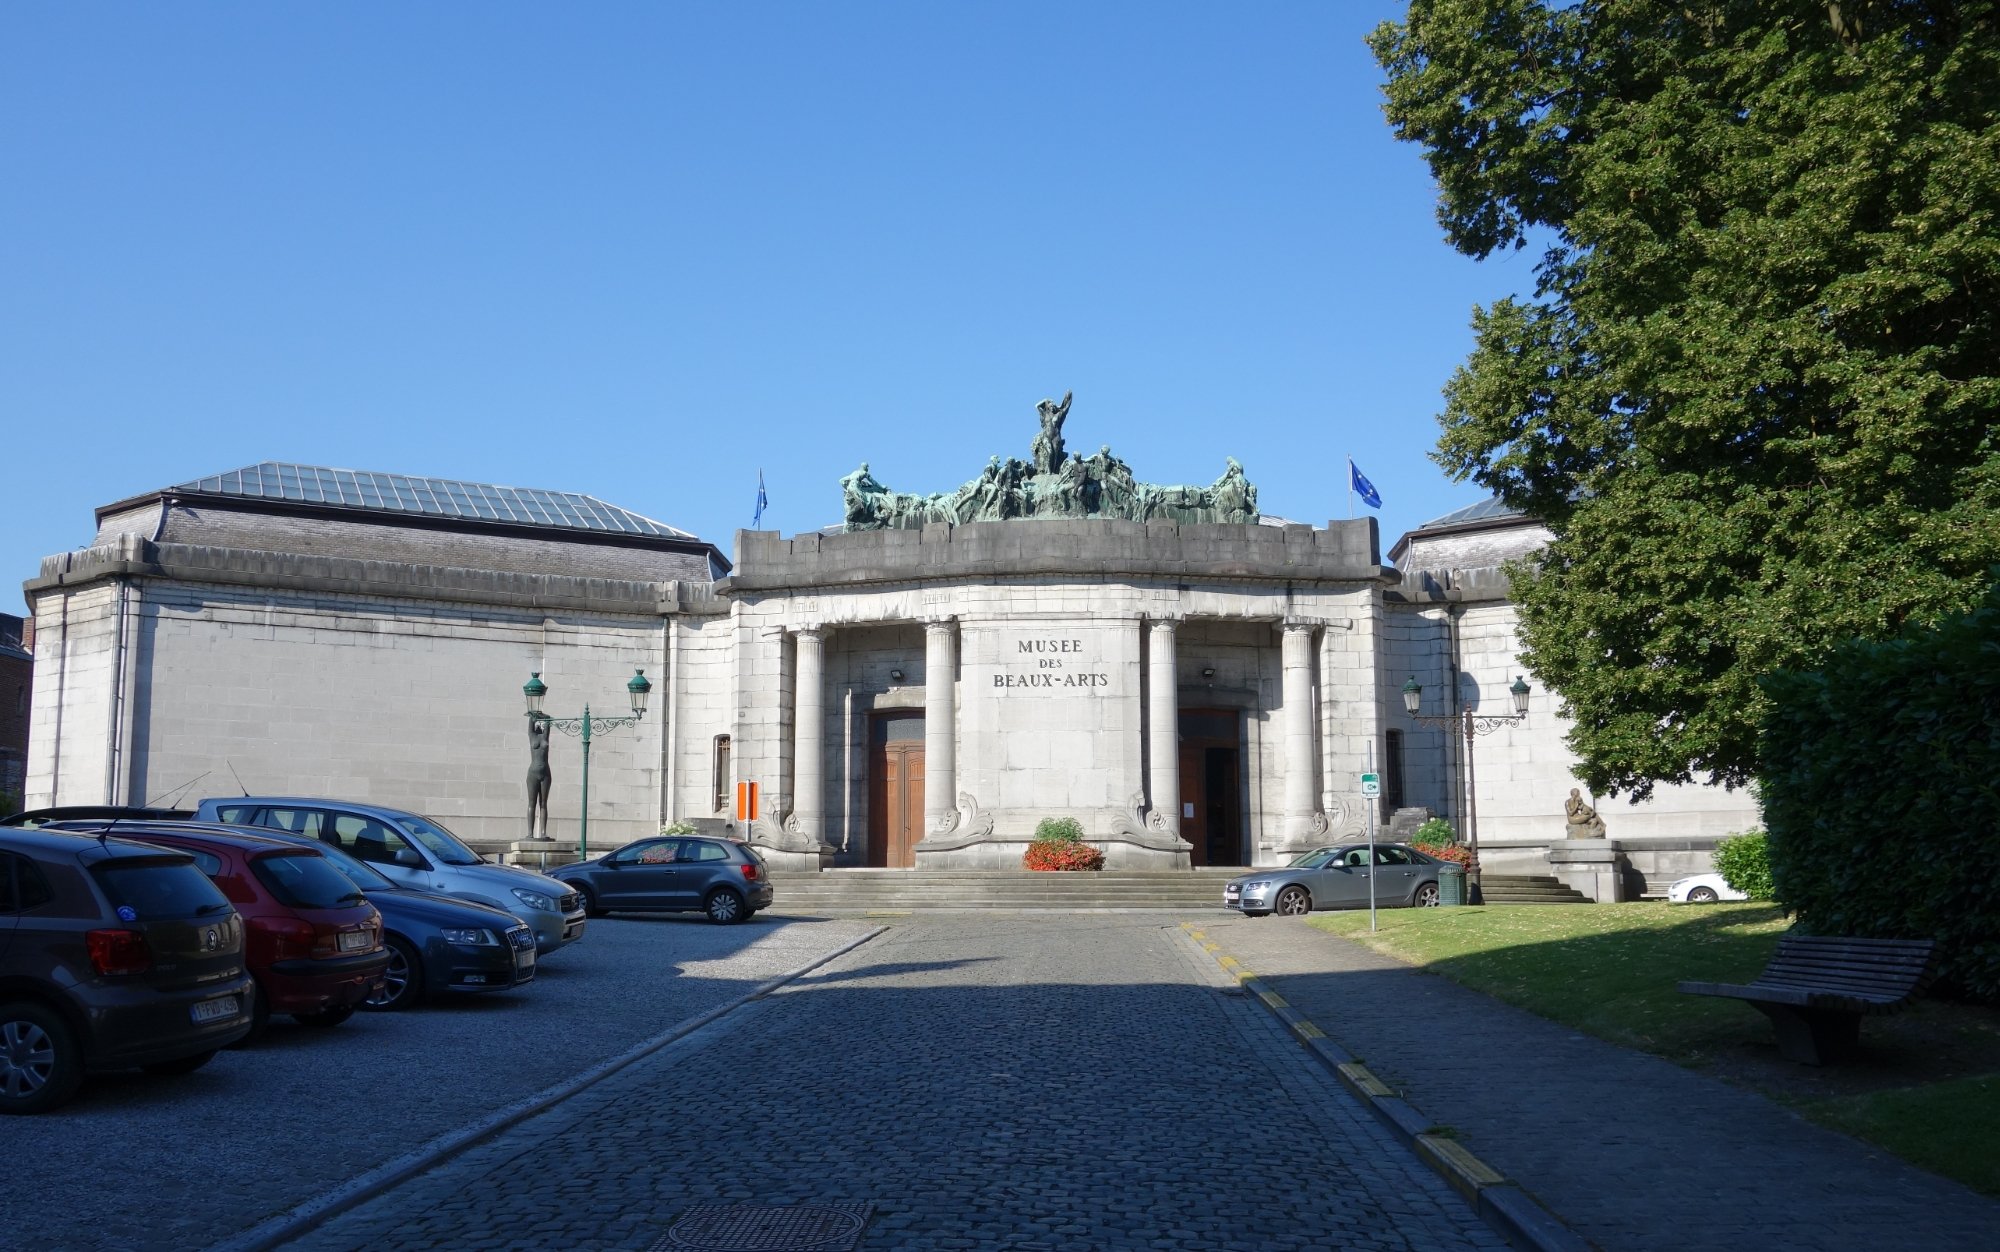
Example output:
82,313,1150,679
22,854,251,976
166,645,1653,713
1361,764,1381,931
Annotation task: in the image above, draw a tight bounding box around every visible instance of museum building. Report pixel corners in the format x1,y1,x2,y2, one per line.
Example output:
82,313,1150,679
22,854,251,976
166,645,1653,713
20,404,1758,892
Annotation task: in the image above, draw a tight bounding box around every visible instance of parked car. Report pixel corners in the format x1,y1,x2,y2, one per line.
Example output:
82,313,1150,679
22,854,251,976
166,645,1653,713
60,822,388,1038
551,835,773,924
1667,872,1749,904
0,826,254,1113
2,805,195,829
193,798,586,954
234,827,537,1010
1224,843,1445,917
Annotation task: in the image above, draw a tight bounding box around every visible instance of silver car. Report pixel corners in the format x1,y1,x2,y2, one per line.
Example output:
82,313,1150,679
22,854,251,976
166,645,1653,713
1224,843,1444,916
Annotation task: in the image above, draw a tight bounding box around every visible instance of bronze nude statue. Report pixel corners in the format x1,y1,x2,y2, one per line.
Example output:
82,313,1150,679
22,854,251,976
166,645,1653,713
526,714,554,840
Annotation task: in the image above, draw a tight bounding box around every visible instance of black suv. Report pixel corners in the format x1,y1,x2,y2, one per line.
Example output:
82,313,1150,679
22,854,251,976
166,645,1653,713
1,827,255,1113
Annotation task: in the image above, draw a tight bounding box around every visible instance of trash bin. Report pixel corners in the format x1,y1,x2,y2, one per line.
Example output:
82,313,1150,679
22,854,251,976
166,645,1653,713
1437,862,1467,907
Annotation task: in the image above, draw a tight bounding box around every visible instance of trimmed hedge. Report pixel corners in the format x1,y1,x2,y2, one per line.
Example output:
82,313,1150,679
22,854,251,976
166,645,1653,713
1711,830,1773,901
1758,582,2000,1000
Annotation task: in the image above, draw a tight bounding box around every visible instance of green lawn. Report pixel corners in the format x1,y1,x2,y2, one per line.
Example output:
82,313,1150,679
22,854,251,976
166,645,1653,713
1309,902,2000,1196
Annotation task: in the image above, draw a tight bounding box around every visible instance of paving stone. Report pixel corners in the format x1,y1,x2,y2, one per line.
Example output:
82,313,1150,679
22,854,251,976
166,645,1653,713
282,916,1504,1251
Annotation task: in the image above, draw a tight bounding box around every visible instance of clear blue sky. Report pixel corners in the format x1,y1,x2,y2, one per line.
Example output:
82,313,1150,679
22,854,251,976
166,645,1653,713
3,3,1536,600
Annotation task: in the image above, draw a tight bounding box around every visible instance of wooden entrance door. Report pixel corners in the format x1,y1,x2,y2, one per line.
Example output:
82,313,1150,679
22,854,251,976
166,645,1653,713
868,712,925,868
1177,708,1244,866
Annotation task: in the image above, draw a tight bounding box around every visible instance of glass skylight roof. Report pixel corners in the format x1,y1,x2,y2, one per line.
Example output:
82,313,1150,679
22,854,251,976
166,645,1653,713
1414,497,1525,530
174,463,694,540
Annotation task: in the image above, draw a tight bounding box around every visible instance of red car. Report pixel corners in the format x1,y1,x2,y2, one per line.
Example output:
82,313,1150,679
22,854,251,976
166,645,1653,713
100,824,389,1038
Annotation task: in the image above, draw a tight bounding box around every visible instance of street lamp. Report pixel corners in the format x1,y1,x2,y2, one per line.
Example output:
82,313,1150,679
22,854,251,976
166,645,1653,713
1401,673,1531,899
524,669,652,860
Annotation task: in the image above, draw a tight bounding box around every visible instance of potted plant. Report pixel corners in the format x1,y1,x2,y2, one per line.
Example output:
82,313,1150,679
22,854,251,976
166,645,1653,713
1023,817,1105,871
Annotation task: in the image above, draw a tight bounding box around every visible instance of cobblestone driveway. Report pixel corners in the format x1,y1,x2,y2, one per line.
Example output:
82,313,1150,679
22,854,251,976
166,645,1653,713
0,914,877,1252
282,915,1505,1252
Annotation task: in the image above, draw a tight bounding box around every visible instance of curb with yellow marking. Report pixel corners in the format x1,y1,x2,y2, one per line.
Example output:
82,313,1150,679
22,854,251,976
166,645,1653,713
1177,922,1590,1252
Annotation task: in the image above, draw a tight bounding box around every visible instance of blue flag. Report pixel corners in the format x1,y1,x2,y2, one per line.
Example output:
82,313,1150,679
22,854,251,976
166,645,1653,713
1350,458,1382,509
753,469,768,527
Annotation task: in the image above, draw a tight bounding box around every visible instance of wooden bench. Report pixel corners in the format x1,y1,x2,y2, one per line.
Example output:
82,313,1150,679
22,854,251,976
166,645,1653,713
1679,934,1936,1065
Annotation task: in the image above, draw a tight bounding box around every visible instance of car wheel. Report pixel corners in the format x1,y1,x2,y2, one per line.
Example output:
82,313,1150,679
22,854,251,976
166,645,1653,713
580,887,606,919
704,888,747,925
363,937,424,1012
1275,886,1311,917
1413,882,1441,908
0,1001,83,1115
143,1050,217,1077
1687,886,1719,903
294,1005,355,1029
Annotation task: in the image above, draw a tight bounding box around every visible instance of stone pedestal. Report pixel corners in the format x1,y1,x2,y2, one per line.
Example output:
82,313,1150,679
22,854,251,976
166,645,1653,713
1545,839,1628,903
505,840,583,871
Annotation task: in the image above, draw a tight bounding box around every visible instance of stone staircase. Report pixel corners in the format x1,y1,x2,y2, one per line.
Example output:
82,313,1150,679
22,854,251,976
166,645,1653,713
766,868,1243,913
1475,873,1593,905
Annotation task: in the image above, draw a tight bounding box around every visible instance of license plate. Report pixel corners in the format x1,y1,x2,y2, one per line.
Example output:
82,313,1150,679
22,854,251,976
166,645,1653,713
338,930,373,952
1225,888,1240,898
515,949,536,972
191,996,239,1024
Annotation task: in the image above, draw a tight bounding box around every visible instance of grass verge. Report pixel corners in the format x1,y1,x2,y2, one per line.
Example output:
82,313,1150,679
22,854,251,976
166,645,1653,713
1309,902,2000,1196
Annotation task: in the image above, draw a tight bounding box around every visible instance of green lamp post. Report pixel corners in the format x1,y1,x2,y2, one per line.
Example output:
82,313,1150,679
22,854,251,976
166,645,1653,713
524,668,652,860
1401,673,1531,899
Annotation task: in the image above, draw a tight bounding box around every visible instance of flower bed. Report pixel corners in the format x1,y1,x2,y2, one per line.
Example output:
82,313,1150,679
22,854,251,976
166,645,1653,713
1023,816,1104,871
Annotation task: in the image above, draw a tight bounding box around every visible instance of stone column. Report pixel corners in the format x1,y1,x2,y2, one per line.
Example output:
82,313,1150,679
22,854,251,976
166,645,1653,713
923,619,957,835
1281,622,1324,843
789,627,825,843
1148,618,1181,836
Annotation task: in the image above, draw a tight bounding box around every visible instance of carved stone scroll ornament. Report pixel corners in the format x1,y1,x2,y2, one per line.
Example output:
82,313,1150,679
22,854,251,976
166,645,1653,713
1110,790,1194,853
749,812,831,854
915,793,997,851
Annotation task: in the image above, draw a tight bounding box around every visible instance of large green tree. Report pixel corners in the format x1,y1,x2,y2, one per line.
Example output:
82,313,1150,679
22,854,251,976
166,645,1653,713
1371,1,2000,798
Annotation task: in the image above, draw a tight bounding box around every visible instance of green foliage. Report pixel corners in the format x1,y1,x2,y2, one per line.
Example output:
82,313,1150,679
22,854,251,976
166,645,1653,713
1758,582,2000,999
1712,830,1774,901
659,821,697,836
1372,2,2000,798
1032,816,1086,845
1412,817,1457,845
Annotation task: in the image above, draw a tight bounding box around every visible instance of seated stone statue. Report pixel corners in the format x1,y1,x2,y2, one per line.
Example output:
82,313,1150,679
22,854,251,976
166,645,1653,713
1564,787,1608,838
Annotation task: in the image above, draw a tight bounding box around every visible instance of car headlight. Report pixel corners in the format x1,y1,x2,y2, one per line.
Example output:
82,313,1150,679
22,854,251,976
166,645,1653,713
1243,880,1272,892
511,888,556,912
440,927,500,947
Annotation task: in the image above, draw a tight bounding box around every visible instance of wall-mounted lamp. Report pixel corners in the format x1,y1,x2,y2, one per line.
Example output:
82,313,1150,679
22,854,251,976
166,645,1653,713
889,668,905,681
1200,667,1216,679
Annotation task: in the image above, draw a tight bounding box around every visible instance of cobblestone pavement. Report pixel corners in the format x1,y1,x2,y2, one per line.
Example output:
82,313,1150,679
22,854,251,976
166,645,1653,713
282,915,1507,1252
1197,912,2000,1252
1,914,877,1252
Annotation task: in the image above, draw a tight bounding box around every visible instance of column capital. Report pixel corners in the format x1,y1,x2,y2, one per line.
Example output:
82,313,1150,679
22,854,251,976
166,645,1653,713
1281,617,1320,634
923,618,958,637
792,624,826,642
1148,615,1182,633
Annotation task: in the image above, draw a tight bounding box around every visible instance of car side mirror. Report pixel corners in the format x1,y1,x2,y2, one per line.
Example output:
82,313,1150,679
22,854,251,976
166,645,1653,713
393,848,424,869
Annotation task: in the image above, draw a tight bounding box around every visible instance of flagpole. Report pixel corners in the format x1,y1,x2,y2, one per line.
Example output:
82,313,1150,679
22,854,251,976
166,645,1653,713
1347,455,1354,520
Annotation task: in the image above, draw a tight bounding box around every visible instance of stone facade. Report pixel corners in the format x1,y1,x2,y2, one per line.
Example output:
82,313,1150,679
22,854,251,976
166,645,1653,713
22,462,1760,887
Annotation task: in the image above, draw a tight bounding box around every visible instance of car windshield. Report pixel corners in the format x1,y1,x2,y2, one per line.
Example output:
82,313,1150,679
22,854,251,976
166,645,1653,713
93,859,235,920
395,814,483,866
1288,848,1342,869
252,852,369,909
311,842,398,893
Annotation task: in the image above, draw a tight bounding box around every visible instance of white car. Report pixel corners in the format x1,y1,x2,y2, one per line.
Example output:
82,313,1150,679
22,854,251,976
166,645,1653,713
1667,872,1749,904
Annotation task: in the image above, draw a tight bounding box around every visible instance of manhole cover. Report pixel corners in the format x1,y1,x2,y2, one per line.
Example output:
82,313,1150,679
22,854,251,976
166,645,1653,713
652,1203,875,1252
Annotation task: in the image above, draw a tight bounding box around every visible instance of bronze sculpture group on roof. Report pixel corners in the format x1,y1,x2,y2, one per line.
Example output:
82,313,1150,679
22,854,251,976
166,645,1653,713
840,393,1260,531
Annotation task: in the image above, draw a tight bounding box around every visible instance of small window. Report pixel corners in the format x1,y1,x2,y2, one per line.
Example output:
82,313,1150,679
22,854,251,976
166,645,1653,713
329,814,415,866
186,849,225,877
1375,846,1413,866
211,804,260,826
93,860,232,920
684,841,730,863
251,852,364,909
712,735,732,813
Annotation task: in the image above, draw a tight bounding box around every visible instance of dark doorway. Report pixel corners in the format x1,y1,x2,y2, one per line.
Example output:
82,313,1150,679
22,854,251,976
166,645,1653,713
867,712,925,868
1177,708,1244,866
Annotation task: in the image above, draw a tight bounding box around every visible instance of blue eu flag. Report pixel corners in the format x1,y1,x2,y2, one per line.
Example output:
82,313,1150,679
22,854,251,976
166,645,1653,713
754,470,768,527
1349,458,1382,510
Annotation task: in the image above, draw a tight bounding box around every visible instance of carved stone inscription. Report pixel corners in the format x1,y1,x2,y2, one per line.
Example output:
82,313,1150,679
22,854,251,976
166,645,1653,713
994,636,1112,691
